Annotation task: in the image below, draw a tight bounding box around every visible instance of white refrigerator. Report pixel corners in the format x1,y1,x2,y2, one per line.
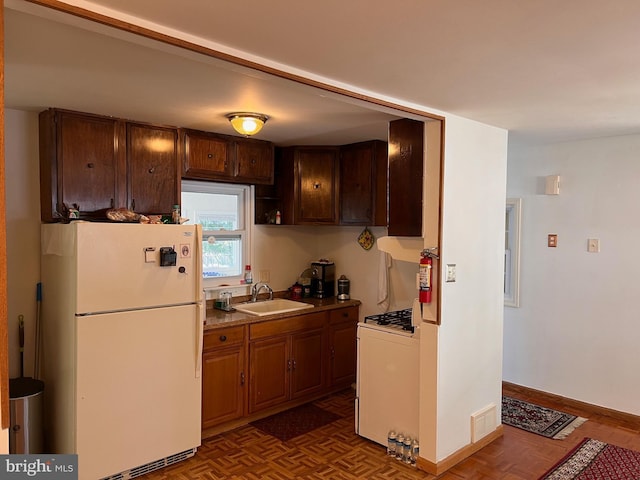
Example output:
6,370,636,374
41,222,204,480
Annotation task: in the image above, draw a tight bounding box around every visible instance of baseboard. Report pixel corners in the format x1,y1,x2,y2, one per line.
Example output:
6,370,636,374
416,425,504,476
503,381,640,430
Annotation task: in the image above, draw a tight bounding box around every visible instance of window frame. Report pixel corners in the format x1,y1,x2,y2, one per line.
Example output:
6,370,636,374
181,180,253,289
505,197,522,308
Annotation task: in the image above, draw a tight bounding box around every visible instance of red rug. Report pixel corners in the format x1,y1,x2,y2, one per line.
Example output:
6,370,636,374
540,437,640,479
249,403,342,442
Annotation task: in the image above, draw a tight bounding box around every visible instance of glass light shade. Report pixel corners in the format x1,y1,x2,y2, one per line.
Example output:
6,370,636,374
227,113,269,136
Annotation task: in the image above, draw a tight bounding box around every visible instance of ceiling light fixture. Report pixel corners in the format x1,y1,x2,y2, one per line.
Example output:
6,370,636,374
226,112,269,136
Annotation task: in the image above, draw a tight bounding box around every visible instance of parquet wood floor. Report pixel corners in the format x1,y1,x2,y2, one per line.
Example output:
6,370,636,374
140,384,640,479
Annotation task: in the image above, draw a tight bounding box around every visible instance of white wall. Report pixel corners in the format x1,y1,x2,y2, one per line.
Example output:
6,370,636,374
504,134,640,416
426,115,507,461
5,109,41,379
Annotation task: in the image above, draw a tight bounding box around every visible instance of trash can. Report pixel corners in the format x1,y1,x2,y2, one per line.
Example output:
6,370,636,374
9,377,44,454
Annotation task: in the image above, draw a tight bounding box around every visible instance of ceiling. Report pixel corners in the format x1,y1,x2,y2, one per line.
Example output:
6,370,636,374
6,0,640,147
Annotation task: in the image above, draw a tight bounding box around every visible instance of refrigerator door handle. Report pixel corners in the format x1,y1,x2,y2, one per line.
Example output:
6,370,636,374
195,297,204,378
194,225,204,378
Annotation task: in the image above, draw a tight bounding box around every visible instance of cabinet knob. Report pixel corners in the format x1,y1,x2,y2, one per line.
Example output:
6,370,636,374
240,372,245,385
207,153,213,159
313,183,321,189
250,158,256,165
219,335,227,342
87,163,94,168
148,167,155,174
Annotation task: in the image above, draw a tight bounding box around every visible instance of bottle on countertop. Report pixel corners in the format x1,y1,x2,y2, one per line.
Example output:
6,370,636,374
171,204,181,224
244,265,253,284
275,210,281,225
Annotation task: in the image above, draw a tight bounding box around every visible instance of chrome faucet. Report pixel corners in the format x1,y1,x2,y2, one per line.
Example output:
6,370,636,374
251,282,273,302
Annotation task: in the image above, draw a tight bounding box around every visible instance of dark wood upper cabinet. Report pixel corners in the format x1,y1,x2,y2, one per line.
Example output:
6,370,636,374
127,122,180,215
39,109,126,222
235,139,274,184
182,129,274,185
183,129,231,178
39,109,180,221
276,146,340,225
388,118,424,236
339,140,387,226
260,142,388,226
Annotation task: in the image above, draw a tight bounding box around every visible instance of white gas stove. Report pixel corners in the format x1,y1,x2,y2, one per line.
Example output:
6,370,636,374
356,300,420,447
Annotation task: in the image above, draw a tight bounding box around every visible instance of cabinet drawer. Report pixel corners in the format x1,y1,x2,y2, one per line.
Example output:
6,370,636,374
204,325,245,350
329,306,359,324
250,311,327,340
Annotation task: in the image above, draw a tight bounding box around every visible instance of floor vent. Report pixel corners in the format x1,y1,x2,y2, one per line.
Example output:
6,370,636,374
101,448,196,480
471,403,497,443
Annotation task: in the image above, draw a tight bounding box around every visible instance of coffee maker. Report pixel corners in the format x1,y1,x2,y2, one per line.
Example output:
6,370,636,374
311,261,335,298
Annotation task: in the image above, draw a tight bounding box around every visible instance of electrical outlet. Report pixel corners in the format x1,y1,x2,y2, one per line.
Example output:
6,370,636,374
259,270,270,282
548,234,558,248
587,238,600,253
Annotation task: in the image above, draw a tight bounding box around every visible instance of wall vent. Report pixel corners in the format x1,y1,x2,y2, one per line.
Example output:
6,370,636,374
470,403,497,443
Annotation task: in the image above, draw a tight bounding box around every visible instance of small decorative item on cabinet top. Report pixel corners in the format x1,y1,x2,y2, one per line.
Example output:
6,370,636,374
357,227,375,250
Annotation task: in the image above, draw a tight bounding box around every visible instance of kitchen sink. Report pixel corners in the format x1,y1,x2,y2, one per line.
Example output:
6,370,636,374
233,298,314,317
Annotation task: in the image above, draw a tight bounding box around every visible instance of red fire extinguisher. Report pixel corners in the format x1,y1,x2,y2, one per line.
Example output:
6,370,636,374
419,251,432,304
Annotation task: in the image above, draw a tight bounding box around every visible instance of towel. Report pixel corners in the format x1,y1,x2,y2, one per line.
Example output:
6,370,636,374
377,251,392,311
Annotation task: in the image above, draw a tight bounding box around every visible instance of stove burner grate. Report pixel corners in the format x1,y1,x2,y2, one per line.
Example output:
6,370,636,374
364,308,414,333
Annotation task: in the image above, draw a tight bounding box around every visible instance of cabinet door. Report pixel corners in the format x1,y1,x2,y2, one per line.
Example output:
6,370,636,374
295,148,339,224
202,346,245,428
127,123,179,214
388,118,424,236
290,328,325,400
235,140,274,185
39,109,125,221
329,306,358,388
339,140,387,226
249,336,289,413
183,130,232,180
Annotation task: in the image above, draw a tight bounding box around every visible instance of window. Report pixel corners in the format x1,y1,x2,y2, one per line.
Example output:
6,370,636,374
505,198,522,307
181,180,252,287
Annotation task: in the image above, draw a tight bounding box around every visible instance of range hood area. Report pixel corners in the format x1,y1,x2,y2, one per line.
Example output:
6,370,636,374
376,236,425,263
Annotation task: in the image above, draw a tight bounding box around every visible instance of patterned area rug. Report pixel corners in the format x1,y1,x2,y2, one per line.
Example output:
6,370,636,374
502,396,588,439
540,437,640,479
249,403,342,442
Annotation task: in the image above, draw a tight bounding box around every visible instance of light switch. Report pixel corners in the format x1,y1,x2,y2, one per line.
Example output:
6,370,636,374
446,264,456,282
587,238,600,253
548,234,558,248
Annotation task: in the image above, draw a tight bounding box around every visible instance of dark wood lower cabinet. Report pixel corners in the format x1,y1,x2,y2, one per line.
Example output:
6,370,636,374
248,312,327,414
248,336,289,413
203,305,359,433
201,326,246,429
290,328,325,400
328,307,359,388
